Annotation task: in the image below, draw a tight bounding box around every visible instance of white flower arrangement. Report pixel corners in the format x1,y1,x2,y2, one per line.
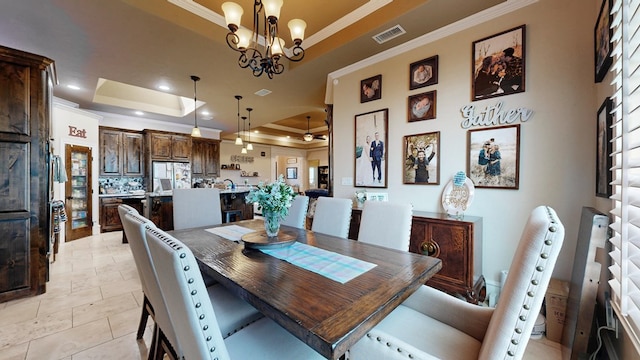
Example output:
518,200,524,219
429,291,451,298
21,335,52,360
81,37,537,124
355,189,367,207
246,175,296,220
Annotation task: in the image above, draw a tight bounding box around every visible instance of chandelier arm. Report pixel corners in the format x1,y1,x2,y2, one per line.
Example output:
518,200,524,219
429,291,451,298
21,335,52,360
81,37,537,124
226,33,244,52
283,44,305,62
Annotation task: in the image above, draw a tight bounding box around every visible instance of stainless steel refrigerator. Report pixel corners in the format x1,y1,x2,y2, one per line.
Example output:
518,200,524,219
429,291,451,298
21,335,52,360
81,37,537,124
152,161,191,193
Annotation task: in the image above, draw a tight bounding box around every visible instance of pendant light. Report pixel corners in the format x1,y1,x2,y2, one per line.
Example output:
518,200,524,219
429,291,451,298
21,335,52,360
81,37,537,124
241,116,248,154
246,107,254,151
190,75,201,137
234,95,243,145
303,116,313,142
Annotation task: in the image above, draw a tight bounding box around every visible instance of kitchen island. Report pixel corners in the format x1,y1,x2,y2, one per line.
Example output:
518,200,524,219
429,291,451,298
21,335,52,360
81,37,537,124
146,188,254,231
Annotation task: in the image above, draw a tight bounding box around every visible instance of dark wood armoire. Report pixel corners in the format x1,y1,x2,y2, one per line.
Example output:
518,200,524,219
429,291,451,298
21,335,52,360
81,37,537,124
0,45,56,303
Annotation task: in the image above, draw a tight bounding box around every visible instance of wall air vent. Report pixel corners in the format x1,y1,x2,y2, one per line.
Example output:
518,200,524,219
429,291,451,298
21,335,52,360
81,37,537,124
372,25,406,44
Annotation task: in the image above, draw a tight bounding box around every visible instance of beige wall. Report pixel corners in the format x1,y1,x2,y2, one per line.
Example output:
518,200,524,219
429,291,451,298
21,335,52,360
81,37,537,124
330,0,596,293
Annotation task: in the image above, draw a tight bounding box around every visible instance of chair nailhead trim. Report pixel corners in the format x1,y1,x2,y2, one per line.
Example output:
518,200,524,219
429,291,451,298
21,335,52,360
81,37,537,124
366,334,372,338
196,302,201,308
527,291,534,297
397,348,402,352
508,350,515,356
199,314,205,320
191,290,197,295
184,265,190,271
536,266,544,271
519,315,526,321
541,253,548,259
545,240,552,245
531,279,538,285
515,328,522,334
203,325,209,330
188,278,194,283
206,336,212,341
511,339,518,345
386,342,391,347
180,253,186,258
523,304,530,310
549,225,557,232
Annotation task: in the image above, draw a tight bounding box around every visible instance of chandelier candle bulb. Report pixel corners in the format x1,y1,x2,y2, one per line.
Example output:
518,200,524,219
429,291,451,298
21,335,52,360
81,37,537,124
221,2,243,31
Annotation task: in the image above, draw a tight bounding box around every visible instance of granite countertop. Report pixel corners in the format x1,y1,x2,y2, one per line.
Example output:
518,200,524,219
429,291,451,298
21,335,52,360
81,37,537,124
98,193,146,199
145,189,250,197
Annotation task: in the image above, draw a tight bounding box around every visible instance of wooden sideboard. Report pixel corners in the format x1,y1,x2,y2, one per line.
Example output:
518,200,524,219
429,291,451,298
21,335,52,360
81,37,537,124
350,209,484,303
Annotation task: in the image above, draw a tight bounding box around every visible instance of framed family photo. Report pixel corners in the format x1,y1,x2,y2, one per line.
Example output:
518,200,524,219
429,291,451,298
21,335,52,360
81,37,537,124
408,90,436,122
354,109,388,188
596,98,612,197
403,131,440,185
471,25,526,101
409,55,438,90
360,74,382,103
595,0,613,83
467,124,520,189
286,167,297,179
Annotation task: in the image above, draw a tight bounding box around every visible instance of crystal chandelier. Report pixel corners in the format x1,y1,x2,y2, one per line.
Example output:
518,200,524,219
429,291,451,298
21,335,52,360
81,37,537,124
222,0,306,79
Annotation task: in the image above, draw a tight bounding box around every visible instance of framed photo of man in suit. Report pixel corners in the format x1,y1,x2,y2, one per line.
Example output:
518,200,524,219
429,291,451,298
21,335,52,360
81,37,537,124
354,109,388,188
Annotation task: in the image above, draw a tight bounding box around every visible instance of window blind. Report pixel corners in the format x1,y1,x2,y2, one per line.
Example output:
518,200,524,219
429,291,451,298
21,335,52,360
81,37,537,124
609,0,640,351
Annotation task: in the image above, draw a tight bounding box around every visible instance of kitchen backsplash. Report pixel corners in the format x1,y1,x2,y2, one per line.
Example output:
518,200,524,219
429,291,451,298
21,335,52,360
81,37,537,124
99,177,145,194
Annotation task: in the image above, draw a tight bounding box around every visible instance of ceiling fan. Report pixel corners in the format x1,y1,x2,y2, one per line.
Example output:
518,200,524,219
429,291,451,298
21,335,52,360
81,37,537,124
303,116,327,141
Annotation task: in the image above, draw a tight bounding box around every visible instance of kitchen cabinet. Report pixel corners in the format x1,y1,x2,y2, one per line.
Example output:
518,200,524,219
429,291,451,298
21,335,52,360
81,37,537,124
146,131,191,161
99,196,144,242
192,138,220,178
149,196,174,231
0,45,55,302
99,128,144,176
350,209,484,303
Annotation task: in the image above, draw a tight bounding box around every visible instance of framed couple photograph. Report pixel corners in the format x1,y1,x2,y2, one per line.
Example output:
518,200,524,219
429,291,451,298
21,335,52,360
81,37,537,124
596,97,612,197
467,124,520,189
409,55,438,90
354,109,388,188
471,25,526,101
360,74,382,103
408,90,436,122
403,131,440,185
595,0,613,83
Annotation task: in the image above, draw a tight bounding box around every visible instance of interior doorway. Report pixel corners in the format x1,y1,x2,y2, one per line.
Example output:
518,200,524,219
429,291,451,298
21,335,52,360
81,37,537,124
65,144,93,241
308,159,319,189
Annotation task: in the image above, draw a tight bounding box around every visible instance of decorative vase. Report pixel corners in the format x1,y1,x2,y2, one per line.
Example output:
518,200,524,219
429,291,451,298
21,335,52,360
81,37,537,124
262,210,281,238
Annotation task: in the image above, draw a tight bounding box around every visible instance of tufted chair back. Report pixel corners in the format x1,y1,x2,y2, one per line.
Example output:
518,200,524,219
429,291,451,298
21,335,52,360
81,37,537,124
281,195,309,229
346,205,564,360
357,201,413,251
173,188,222,230
145,226,231,360
479,205,564,359
311,197,353,238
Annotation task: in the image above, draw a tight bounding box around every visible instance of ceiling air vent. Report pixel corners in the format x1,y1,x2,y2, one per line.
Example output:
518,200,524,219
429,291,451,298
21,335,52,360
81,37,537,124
372,25,406,44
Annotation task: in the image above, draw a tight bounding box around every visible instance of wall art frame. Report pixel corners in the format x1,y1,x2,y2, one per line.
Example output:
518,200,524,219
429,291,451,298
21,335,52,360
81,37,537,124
409,55,438,90
471,24,526,101
596,97,612,197
286,167,297,179
408,90,437,122
354,108,388,188
467,124,520,189
360,74,382,103
403,131,440,185
595,0,613,83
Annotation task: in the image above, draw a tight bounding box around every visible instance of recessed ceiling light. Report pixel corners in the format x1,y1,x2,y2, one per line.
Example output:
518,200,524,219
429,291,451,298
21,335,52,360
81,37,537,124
134,111,144,116
67,84,81,90
201,110,210,116
158,85,171,91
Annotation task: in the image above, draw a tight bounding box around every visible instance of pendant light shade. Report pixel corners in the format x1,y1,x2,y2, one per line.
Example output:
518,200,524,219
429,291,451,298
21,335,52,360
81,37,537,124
241,116,247,153
246,107,254,151
303,116,313,142
190,75,201,137
234,95,243,145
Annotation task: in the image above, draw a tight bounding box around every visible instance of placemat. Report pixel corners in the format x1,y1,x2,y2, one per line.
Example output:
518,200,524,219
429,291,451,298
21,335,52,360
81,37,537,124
206,225,255,241
260,242,376,284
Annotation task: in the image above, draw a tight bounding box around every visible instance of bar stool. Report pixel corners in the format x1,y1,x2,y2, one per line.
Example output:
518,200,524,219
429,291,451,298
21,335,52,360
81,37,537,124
223,209,243,223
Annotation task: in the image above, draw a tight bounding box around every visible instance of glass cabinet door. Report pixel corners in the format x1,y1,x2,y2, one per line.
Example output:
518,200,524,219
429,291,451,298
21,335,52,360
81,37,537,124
65,144,92,240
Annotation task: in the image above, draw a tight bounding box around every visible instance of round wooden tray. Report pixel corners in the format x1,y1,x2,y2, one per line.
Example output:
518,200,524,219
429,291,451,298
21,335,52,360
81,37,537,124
241,230,297,249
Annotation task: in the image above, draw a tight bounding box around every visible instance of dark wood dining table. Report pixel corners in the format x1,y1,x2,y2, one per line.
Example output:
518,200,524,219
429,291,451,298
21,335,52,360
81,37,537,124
169,219,442,359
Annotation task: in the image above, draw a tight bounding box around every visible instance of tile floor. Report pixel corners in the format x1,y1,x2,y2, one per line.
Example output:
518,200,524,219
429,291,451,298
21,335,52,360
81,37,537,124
0,231,562,359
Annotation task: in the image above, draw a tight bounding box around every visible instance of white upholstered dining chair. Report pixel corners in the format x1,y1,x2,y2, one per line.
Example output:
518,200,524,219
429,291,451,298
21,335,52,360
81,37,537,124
145,226,325,360
280,195,309,229
357,201,413,251
347,205,565,360
311,197,353,238
172,188,222,230
121,210,263,359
